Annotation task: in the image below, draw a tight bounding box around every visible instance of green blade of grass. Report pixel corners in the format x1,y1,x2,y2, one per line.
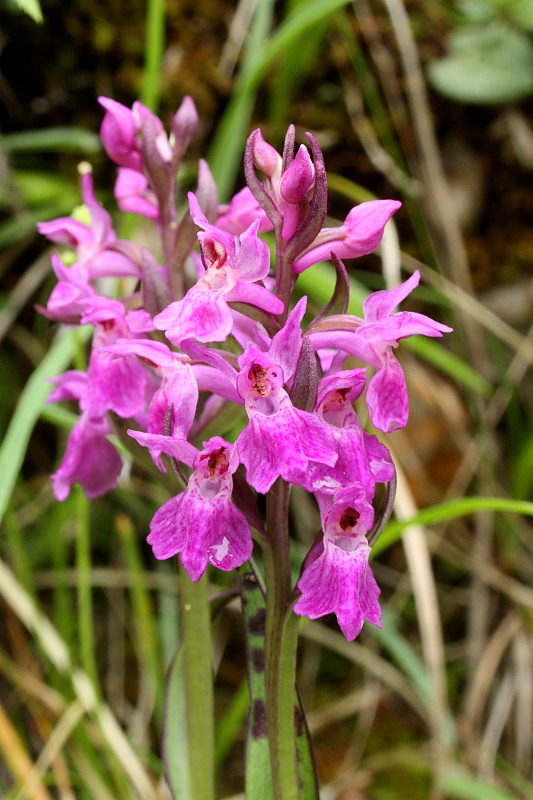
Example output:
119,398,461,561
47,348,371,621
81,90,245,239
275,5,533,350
0,326,91,527
372,497,533,556
442,770,521,800
1,128,100,153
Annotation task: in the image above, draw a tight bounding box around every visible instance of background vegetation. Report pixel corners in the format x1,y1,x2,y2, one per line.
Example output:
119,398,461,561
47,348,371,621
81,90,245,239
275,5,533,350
2,0,533,798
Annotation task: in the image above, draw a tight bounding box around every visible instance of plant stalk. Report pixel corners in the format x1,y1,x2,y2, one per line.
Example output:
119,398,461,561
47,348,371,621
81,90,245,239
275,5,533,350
178,567,215,800
264,479,300,800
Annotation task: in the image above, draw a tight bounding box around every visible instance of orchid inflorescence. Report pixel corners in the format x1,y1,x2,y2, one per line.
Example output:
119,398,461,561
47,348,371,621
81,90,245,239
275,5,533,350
38,96,451,641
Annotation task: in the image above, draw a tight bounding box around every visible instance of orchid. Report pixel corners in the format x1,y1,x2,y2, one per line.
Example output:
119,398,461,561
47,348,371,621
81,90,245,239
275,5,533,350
310,270,453,431
39,96,452,799
294,486,381,641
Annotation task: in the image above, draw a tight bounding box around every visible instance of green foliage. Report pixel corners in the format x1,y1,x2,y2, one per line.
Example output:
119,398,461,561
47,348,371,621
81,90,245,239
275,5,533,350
428,0,533,103
428,21,533,104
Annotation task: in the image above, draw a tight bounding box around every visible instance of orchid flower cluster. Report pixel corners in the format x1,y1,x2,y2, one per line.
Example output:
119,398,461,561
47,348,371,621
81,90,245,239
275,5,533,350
38,96,451,642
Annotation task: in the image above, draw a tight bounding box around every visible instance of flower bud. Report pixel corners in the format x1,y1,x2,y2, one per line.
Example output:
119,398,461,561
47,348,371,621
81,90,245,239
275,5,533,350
251,130,282,178
280,144,314,204
172,96,199,156
98,97,142,171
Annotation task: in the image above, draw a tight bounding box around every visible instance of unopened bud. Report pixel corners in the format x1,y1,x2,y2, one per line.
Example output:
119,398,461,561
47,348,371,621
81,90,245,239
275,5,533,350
252,130,281,178
172,96,199,154
280,144,314,204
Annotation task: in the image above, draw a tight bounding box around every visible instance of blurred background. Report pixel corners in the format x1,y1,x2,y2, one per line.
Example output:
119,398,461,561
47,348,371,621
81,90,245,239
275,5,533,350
1,0,533,798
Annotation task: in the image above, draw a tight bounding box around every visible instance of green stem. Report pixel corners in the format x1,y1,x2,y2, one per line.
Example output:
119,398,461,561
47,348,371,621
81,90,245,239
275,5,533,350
142,0,166,111
264,480,300,800
178,567,215,800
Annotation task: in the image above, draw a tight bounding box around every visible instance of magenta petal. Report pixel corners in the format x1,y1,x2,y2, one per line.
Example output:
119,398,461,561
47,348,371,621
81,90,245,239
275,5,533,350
237,400,336,493
52,415,123,501
363,271,420,320
366,352,409,432
269,297,307,383
234,220,271,281
294,540,381,641
128,430,198,468
216,186,273,235
224,281,284,315
146,494,188,559
363,433,395,483
147,486,253,581
154,289,233,345
38,218,92,246
83,351,148,419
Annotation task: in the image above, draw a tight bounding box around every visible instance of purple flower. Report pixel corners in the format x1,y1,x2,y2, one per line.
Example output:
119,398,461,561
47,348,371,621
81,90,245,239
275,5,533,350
79,299,153,420
294,199,402,273
52,413,123,501
216,187,274,235
98,97,172,171
37,255,96,323
142,437,253,581
311,271,452,432
235,301,338,493
294,486,381,640
308,370,394,496
153,193,283,344
38,172,141,279
115,168,159,219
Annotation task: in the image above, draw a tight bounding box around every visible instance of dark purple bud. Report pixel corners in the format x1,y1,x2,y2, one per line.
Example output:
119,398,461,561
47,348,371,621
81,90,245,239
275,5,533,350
244,130,282,228
289,335,318,413
195,159,219,222
282,124,296,172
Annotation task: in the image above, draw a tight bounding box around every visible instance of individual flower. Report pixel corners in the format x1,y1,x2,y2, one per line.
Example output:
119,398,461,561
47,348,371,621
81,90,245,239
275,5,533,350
79,299,154,420
294,199,402,272
310,271,453,432
114,168,159,219
216,186,274,235
235,300,338,493
153,192,283,344
52,412,123,501
38,172,141,279
131,435,253,581
308,370,395,495
294,486,381,640
98,97,172,171
36,254,96,323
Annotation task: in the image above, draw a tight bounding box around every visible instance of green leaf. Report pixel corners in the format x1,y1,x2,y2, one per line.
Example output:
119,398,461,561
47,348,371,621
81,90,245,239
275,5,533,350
428,22,533,104
240,569,275,800
1,127,100,153
0,327,91,527
443,769,521,800
240,569,319,799
372,496,533,556
10,0,43,23
162,647,191,800
492,0,533,31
